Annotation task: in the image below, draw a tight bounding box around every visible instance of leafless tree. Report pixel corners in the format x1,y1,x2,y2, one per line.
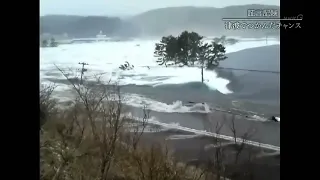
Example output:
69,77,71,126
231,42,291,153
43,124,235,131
203,112,257,180
227,114,255,164
40,65,208,180
40,83,57,128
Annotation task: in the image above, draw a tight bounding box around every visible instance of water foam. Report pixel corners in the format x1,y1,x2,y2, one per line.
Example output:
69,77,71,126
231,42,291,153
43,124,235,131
40,38,280,95
43,84,270,122
125,93,211,113
40,39,280,150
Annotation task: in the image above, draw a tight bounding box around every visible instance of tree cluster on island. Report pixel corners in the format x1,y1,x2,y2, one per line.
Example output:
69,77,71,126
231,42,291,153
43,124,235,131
154,31,237,83
212,35,239,45
41,38,58,48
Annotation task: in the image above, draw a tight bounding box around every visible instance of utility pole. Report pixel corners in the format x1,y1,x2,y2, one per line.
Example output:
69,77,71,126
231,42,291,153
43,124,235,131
78,62,88,85
201,65,204,83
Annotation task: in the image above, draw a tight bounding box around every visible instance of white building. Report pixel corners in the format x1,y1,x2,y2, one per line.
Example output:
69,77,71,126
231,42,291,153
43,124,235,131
96,31,107,39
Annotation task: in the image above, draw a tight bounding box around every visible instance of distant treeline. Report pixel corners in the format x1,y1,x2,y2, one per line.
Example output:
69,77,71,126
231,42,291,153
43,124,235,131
40,15,140,38
40,38,58,47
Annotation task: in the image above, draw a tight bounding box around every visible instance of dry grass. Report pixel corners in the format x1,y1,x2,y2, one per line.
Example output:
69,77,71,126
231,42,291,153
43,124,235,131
40,78,207,180
40,66,262,180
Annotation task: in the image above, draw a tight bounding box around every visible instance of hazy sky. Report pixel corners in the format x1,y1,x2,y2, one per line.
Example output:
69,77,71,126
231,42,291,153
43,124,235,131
40,0,279,16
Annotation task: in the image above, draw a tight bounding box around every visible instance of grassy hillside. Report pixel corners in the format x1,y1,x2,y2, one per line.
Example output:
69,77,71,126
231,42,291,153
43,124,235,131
130,4,280,37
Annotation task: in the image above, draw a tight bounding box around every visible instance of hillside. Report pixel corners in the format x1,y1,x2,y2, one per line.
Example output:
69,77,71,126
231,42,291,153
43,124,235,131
130,4,280,37
40,15,140,38
40,4,280,39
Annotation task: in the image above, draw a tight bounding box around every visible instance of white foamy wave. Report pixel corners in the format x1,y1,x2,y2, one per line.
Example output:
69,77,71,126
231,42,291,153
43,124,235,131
41,63,232,94
125,93,211,113
249,115,268,122
45,86,270,121
40,38,279,95
125,94,272,122
128,113,280,151
118,66,232,94
42,82,212,114
44,84,212,114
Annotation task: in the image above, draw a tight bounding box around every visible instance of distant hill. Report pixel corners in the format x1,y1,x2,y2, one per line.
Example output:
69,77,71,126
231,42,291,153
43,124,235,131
40,15,140,38
40,4,280,38
130,4,280,37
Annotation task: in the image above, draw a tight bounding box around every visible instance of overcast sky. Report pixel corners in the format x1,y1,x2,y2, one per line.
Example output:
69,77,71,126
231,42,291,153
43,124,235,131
40,0,279,16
